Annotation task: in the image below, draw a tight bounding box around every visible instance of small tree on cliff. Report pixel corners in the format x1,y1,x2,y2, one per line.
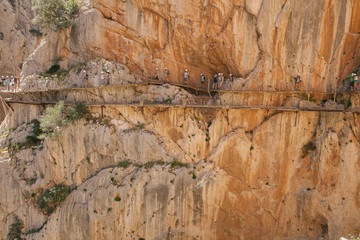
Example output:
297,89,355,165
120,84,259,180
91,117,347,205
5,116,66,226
31,0,79,31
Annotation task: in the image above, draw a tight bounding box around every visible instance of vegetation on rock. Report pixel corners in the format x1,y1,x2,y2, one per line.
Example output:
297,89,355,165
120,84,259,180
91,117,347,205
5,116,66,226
7,215,24,240
39,101,90,139
31,0,79,30
7,119,43,157
36,184,71,215
118,160,130,168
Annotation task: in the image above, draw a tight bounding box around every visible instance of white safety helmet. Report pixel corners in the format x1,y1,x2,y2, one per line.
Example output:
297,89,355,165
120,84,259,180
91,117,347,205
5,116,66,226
165,67,167,69
101,71,104,74
6,76,8,78
185,69,188,72
297,73,300,75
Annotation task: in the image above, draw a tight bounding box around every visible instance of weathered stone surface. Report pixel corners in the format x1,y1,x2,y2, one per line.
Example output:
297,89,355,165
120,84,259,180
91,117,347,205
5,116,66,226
0,0,40,76
0,1,360,239
14,0,359,91
0,102,359,239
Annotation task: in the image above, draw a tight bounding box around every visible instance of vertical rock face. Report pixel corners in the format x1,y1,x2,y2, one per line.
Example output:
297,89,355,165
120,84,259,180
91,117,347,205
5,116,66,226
0,101,359,240
0,0,360,239
20,0,360,91
0,0,39,76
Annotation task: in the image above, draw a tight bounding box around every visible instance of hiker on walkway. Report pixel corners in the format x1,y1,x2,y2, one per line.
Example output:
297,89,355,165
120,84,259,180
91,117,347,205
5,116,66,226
164,67,170,83
350,73,355,91
218,73,224,89
100,71,105,86
9,76,12,91
228,74,234,90
355,73,359,91
155,68,159,81
1,76,5,86
212,74,218,90
82,70,88,87
6,76,10,91
184,69,189,84
16,76,20,90
10,76,15,91
295,73,301,90
14,76,18,92
45,77,50,90
106,70,110,85
201,73,205,88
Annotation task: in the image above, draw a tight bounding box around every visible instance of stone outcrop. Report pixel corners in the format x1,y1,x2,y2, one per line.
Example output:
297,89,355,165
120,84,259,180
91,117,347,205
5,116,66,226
0,95,359,239
0,0,40,76
0,0,360,239
19,0,360,91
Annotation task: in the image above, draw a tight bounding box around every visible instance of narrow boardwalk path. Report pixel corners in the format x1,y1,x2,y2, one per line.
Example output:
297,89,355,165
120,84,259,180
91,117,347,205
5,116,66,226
0,80,359,113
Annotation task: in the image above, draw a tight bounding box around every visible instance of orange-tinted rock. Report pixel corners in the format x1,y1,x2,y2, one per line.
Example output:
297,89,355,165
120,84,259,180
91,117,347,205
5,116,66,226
19,0,360,91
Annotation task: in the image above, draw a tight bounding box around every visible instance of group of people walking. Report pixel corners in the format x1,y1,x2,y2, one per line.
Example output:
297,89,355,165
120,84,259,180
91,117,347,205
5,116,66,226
1,75,19,91
182,69,234,90
4,68,359,93
154,67,235,90
210,73,234,90
155,67,170,82
81,70,110,87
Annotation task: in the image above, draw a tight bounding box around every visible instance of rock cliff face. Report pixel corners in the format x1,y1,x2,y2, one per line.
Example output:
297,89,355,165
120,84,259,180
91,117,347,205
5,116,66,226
0,97,359,239
19,0,360,91
0,0,360,240
0,0,40,76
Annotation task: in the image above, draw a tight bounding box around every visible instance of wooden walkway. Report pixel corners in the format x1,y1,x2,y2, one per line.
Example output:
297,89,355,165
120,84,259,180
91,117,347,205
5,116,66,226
0,79,359,113
3,99,359,113
1,78,353,95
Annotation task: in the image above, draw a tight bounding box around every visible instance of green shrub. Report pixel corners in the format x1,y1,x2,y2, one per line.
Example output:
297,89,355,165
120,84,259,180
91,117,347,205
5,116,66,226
7,119,43,156
36,184,70,215
64,0,79,16
24,119,43,147
29,28,43,37
131,123,146,131
69,62,86,74
47,64,60,74
7,215,24,240
170,160,189,169
118,160,130,168
39,101,89,139
144,161,155,169
31,0,79,31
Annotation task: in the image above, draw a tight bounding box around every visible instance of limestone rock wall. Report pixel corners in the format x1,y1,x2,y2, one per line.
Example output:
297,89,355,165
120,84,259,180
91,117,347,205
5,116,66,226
0,103,359,239
19,0,360,91
0,0,40,76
